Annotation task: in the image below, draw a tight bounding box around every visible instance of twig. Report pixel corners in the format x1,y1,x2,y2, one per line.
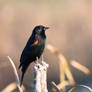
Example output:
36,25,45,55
51,81,75,92
71,60,91,75
69,85,92,92
51,81,63,92
7,56,24,92
79,85,92,91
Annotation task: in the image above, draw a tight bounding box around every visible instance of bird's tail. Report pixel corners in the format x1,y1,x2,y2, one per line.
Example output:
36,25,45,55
20,71,25,86
18,63,22,69
20,63,30,86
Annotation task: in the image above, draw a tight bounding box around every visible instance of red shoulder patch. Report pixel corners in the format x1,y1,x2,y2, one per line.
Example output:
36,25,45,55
32,37,39,46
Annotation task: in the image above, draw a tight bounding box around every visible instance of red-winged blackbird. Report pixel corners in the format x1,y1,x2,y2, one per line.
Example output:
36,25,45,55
19,25,49,86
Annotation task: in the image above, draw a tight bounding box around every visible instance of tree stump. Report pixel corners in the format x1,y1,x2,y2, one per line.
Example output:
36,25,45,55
33,61,49,92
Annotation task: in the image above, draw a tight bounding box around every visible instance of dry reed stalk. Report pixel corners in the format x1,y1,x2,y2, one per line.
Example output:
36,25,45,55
51,81,63,92
69,85,92,92
71,60,91,75
58,54,75,84
7,56,24,92
51,80,75,92
1,82,17,92
47,44,75,91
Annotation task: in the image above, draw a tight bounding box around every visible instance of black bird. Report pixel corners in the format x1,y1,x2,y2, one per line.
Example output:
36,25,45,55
19,25,49,86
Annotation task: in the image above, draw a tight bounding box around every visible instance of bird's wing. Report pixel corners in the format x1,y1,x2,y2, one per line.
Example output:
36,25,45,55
28,34,39,47
25,34,38,47
20,34,39,63
31,36,39,46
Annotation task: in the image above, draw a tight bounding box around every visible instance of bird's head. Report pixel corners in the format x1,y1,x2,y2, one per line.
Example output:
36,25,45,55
33,25,49,36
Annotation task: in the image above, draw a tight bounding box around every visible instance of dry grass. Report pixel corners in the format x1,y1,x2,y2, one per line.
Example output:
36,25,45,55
0,45,92,92
6,56,24,92
47,44,92,92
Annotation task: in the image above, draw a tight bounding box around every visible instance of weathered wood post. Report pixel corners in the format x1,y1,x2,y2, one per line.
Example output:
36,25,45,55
33,61,49,92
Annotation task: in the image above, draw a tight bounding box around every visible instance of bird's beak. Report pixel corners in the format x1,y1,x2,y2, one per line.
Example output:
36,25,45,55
44,27,49,30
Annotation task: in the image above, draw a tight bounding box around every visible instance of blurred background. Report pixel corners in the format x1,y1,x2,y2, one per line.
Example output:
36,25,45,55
0,0,92,92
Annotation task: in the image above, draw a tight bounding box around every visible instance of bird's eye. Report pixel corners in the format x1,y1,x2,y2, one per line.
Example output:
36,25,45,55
42,27,45,31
